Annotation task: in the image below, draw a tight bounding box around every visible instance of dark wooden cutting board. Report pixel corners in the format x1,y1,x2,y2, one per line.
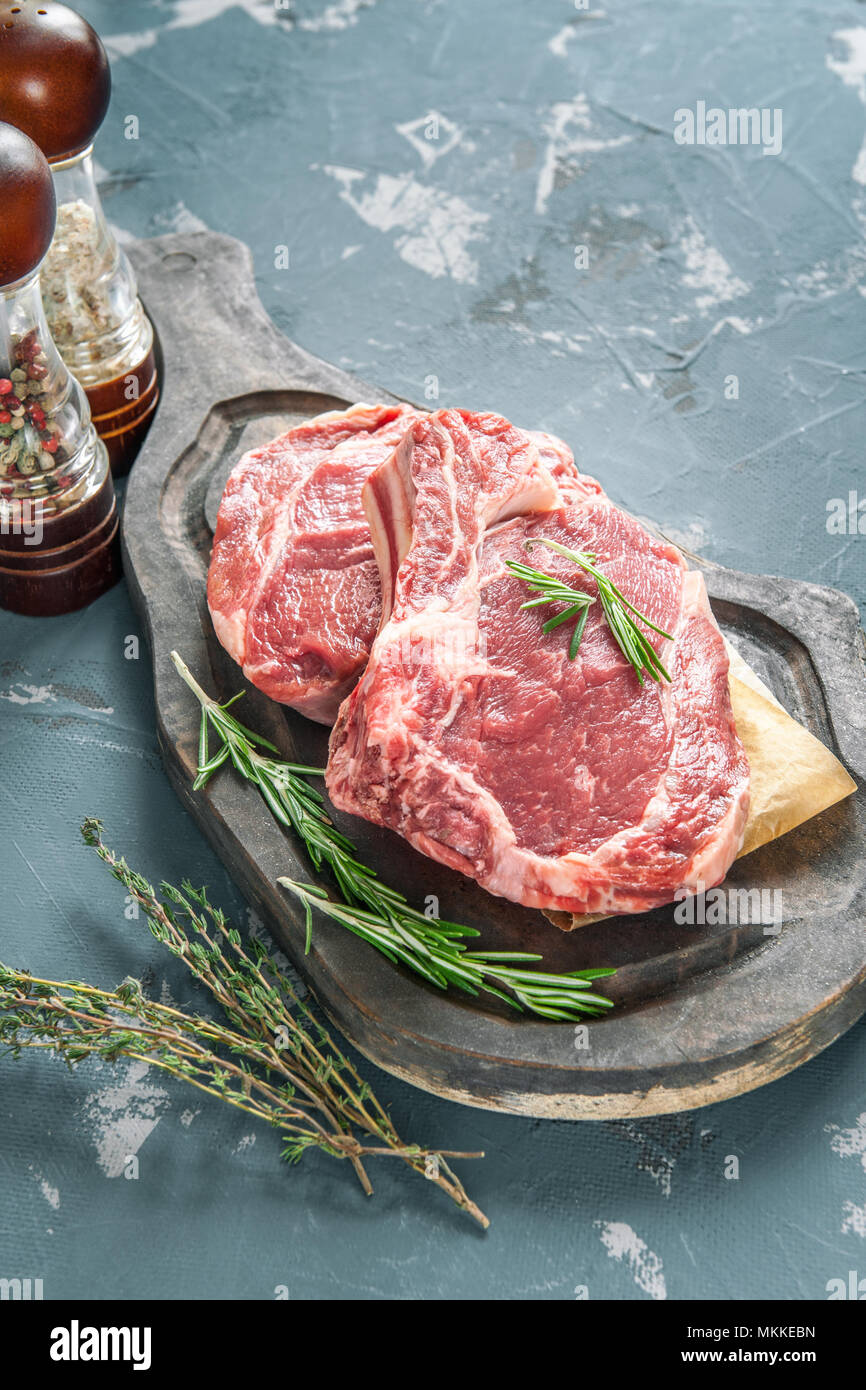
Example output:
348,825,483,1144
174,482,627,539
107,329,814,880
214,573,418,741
122,231,866,1119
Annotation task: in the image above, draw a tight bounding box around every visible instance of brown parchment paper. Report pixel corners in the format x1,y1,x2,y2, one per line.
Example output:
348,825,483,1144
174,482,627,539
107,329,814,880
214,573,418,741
545,640,857,931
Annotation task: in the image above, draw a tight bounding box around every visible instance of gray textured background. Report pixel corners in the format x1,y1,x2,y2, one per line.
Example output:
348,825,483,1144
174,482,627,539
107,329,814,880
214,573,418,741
1,0,865,1299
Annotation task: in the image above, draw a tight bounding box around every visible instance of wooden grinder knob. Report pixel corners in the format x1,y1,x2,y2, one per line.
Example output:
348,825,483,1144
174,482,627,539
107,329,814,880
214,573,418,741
0,119,56,285
0,1,111,164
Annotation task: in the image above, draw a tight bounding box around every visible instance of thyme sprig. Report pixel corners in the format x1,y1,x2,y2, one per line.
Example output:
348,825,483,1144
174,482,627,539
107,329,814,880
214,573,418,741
507,537,674,685
0,821,488,1227
172,652,615,1022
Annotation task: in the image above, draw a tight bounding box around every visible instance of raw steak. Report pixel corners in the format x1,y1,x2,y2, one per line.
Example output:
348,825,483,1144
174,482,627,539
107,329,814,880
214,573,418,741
208,403,577,724
327,410,751,917
208,403,424,722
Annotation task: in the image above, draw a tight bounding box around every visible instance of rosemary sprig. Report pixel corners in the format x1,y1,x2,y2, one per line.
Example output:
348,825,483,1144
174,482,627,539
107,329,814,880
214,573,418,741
172,652,615,1022
0,820,488,1228
278,879,616,1020
507,537,674,685
504,557,595,661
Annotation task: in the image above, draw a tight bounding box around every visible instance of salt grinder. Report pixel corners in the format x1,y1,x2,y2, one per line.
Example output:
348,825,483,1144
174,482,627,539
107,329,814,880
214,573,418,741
0,1,159,476
0,120,119,615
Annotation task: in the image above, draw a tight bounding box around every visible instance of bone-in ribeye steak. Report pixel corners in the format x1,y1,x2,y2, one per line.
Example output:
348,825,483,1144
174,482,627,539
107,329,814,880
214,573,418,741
208,404,578,723
327,409,750,916
208,403,425,722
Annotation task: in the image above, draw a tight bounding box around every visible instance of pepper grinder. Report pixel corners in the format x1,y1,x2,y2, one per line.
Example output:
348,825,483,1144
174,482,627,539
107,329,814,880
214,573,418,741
0,0,160,476
0,120,119,615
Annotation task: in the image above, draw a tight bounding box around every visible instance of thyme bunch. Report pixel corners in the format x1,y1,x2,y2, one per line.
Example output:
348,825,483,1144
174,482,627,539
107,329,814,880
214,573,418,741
0,821,488,1228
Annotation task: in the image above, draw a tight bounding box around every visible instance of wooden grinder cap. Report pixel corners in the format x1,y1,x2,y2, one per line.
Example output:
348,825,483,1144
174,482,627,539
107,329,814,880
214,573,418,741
0,119,56,285
0,1,111,165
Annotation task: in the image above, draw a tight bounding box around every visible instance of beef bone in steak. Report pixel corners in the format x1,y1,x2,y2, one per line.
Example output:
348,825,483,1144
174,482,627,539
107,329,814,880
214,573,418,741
208,403,577,724
327,409,751,918
208,403,425,722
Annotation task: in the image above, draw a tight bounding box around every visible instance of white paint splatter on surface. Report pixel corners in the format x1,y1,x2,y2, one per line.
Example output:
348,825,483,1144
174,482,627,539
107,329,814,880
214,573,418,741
103,0,280,57
37,1176,60,1210
0,683,56,706
0,681,114,714
179,1109,201,1128
535,94,632,215
678,218,749,313
153,201,210,235
841,1202,866,1237
827,1111,866,1168
548,12,608,58
298,0,375,35
794,255,866,301
725,315,756,335
82,1061,169,1177
102,28,158,56
102,0,376,55
827,29,866,102
827,29,866,187
595,1220,667,1299
825,1111,866,1236
548,26,575,60
236,1134,257,1152
317,165,489,283
508,323,588,356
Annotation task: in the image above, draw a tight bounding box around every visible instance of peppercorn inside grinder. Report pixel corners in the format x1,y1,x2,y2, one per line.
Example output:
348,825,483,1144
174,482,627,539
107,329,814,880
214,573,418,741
0,121,120,616
0,1,159,477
